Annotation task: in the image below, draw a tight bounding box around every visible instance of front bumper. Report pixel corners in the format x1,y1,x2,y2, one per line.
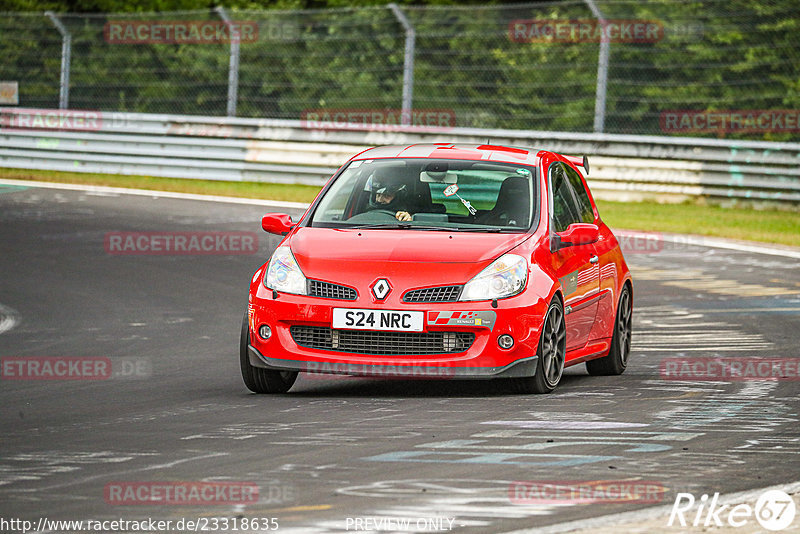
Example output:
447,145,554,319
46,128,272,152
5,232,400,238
248,344,539,379
247,287,549,380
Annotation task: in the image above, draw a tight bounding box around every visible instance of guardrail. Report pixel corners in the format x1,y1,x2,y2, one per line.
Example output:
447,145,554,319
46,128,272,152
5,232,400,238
1,108,799,204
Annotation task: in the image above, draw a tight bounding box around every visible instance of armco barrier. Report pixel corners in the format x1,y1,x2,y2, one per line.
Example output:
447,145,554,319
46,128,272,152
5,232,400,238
1,108,799,204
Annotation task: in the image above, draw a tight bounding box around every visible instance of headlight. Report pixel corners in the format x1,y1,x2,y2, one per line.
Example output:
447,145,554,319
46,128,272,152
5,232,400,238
460,254,528,301
264,246,307,295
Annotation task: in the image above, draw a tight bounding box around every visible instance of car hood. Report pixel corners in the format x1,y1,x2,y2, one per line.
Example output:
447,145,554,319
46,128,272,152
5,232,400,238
287,227,532,287
290,227,531,263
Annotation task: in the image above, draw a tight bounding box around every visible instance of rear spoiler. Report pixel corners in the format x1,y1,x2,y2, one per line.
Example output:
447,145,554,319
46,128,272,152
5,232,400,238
563,155,590,175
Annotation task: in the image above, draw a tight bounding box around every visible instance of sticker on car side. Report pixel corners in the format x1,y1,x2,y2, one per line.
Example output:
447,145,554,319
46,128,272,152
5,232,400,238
560,270,579,295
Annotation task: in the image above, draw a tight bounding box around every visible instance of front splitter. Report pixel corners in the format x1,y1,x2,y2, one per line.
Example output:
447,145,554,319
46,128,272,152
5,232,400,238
248,345,538,379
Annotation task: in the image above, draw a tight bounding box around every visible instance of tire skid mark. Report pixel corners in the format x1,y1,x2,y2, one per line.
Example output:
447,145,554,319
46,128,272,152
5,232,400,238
630,266,799,297
634,305,773,352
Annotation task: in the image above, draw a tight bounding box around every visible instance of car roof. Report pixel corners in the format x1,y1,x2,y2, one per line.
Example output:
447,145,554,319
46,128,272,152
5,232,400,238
351,143,544,167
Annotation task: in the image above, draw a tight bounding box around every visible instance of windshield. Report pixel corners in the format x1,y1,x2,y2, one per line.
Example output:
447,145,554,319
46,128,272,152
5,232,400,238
309,158,538,232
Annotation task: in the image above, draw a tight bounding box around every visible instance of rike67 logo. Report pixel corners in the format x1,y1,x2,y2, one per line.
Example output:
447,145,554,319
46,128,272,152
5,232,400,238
669,490,796,531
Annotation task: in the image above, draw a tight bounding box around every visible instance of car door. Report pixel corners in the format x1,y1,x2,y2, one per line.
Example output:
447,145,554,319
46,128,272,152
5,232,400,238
548,162,600,352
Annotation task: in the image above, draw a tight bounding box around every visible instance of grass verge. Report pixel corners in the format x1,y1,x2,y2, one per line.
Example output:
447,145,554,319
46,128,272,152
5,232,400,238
2,167,798,247
595,199,799,247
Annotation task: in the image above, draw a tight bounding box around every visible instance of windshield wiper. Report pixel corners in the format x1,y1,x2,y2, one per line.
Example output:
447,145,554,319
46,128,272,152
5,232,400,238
339,224,517,232
342,223,467,232
408,225,461,231
344,223,414,230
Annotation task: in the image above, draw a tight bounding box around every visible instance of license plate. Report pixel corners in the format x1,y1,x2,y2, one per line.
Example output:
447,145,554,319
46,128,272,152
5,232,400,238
332,308,424,332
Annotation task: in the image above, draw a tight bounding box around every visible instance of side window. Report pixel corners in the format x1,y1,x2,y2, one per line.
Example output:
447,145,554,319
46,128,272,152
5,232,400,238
549,163,580,232
564,164,595,224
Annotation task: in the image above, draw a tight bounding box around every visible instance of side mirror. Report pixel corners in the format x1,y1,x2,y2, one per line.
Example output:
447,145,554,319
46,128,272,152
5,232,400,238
261,213,294,236
551,223,599,252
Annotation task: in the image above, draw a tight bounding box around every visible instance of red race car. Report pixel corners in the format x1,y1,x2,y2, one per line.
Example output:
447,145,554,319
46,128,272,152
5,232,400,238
241,144,632,394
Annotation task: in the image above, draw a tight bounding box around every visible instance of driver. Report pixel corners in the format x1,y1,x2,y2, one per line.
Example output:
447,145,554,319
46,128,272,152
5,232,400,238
369,170,412,221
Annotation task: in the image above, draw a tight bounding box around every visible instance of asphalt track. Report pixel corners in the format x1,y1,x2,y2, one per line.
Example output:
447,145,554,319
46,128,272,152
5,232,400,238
1,182,799,534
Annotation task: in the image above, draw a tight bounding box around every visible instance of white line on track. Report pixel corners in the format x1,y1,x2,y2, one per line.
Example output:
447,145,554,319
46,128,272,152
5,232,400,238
616,229,800,260
2,178,799,258
664,234,800,260
0,178,311,210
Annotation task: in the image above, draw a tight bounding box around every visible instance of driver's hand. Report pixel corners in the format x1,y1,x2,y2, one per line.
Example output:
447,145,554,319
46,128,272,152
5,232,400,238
395,211,412,222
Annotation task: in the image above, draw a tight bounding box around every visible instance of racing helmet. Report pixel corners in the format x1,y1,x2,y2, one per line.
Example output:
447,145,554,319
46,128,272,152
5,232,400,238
368,168,408,209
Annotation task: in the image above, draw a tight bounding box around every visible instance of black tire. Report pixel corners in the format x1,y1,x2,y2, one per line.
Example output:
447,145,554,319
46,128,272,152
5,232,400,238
586,284,632,376
513,298,566,394
239,312,298,393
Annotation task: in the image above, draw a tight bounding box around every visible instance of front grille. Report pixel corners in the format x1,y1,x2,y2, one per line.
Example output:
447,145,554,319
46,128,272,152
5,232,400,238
403,285,462,303
290,326,475,355
308,280,357,300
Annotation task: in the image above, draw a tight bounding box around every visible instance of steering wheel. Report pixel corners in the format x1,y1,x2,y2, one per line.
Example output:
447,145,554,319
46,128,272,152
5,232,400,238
345,209,400,223
371,209,399,218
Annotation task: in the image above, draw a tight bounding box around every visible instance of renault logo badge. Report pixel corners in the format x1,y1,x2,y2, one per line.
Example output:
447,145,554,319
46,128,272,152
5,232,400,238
371,279,391,300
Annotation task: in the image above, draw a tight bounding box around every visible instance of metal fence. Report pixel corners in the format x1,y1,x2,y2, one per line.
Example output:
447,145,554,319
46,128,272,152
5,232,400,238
2,108,798,205
1,0,798,140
